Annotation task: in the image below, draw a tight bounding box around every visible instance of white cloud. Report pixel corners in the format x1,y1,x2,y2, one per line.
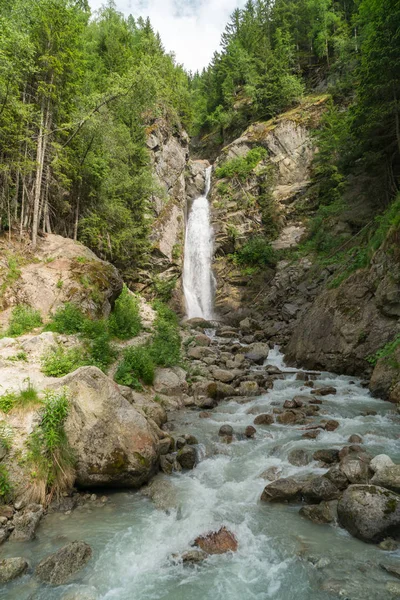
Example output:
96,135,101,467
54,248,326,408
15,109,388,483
89,0,247,72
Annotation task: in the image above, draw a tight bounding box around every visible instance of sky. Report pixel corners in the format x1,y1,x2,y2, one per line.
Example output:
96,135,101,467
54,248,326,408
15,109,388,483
89,0,246,72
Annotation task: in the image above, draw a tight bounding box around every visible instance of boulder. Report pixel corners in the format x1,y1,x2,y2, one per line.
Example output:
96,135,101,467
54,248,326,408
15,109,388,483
371,466,400,494
244,353,265,365
381,563,400,579
177,446,196,470
313,449,340,464
194,334,211,347
254,414,274,426
325,420,340,432
260,466,282,481
348,434,363,444
370,454,395,473
194,526,238,554
142,477,179,511
288,448,311,467
219,425,234,437
180,549,208,564
35,541,92,585
187,346,215,360
211,369,235,383
53,367,159,488
238,381,259,396
312,387,337,396
154,367,188,397
300,501,338,524
324,464,349,490
244,426,256,438
277,410,305,425
238,342,269,358
302,429,321,439
340,455,370,484
261,477,303,503
10,504,43,541
337,485,400,543
302,477,340,503
0,557,29,583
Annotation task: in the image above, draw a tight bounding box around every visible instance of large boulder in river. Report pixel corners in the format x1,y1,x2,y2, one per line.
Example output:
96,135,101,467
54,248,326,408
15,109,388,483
194,527,238,554
261,477,303,503
371,466,400,494
53,367,160,488
302,476,340,503
154,367,188,397
337,484,400,543
9,504,43,541
0,558,29,583
35,541,92,584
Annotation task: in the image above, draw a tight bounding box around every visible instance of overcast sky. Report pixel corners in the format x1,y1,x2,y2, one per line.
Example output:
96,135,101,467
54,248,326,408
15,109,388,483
89,0,246,72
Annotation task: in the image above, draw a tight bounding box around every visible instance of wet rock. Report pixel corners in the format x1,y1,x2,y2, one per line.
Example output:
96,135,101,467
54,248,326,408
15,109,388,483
176,437,187,450
381,563,400,579
177,446,196,470
0,505,14,519
244,353,265,365
337,484,400,543
35,541,92,585
260,466,281,481
142,478,178,511
184,434,199,445
309,397,322,404
302,429,321,439
296,372,308,381
261,477,303,503
277,410,305,425
194,526,238,554
379,538,399,551
238,381,259,396
348,434,363,444
370,454,395,473
324,464,349,490
0,557,29,583
10,504,43,542
159,437,173,455
160,455,174,475
300,501,338,524
284,399,299,409
311,387,337,396
194,334,211,347
60,586,98,600
288,448,311,467
302,477,340,503
180,549,208,564
244,426,256,438
386,582,400,596
199,412,212,419
340,454,370,484
238,342,269,358
219,425,234,437
371,466,400,494
324,420,340,431
313,449,340,464
254,414,274,426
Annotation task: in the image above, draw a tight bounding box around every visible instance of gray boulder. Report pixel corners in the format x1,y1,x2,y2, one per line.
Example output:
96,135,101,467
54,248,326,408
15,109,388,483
36,541,92,585
10,504,43,542
313,449,340,464
337,484,400,543
261,477,303,503
339,454,370,484
371,465,400,494
300,500,338,524
219,425,234,437
302,477,340,503
370,454,395,473
288,448,311,467
0,557,29,583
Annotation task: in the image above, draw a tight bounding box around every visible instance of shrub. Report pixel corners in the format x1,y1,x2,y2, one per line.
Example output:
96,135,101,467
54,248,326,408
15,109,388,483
114,345,155,389
41,346,89,377
7,304,42,336
235,236,277,268
0,379,39,413
109,285,141,340
215,147,267,181
367,335,400,367
0,465,12,501
82,319,116,370
26,389,75,505
0,422,13,451
46,303,85,334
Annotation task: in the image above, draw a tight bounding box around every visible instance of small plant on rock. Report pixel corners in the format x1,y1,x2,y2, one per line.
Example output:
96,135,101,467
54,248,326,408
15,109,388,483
7,304,42,336
0,465,12,502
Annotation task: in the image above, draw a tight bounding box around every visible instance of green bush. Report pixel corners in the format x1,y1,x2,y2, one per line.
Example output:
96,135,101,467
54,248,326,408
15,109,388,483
46,303,85,334
215,147,267,181
114,345,155,389
7,304,42,336
367,335,400,367
82,319,116,370
41,346,89,377
0,465,12,501
0,422,13,451
109,285,141,340
235,236,277,268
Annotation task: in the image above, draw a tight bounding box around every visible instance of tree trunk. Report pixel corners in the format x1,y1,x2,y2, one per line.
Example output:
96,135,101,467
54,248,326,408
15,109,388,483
32,97,46,248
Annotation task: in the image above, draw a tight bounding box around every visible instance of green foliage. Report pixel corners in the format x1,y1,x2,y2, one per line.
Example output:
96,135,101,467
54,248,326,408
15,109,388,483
367,336,400,367
81,318,116,370
108,285,142,340
6,305,42,337
215,147,267,181
8,351,28,362
0,465,12,502
234,237,277,268
46,303,85,334
0,422,13,452
115,345,155,389
41,346,89,378
0,255,23,297
0,379,39,413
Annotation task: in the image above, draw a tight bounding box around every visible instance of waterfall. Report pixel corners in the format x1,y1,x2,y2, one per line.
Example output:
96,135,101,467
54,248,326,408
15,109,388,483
183,166,215,320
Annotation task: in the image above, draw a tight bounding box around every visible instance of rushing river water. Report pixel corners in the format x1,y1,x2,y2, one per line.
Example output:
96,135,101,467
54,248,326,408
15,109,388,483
1,348,399,600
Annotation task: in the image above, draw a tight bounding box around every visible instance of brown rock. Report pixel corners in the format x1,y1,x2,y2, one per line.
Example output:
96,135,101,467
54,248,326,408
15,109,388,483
312,387,337,396
261,477,303,503
348,434,363,444
245,426,256,438
325,420,340,432
195,527,238,554
302,429,321,439
254,414,274,426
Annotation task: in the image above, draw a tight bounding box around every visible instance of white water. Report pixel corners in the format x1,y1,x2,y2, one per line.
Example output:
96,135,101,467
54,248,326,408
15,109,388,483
2,349,399,600
183,167,215,320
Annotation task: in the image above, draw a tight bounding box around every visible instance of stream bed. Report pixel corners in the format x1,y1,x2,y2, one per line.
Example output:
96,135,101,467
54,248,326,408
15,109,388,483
1,348,399,600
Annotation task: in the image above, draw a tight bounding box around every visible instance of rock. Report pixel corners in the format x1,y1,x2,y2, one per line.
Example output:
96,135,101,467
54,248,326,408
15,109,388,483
379,538,399,551
238,381,259,396
142,478,178,511
340,455,370,484
313,449,340,464
52,367,159,488
60,586,98,600
175,437,187,450
337,484,400,543
159,437,173,455
300,501,338,524
177,446,196,470
277,411,304,425
184,434,199,445
372,466,400,494
386,582,400,596
288,448,311,467
160,455,174,475
324,464,349,490
211,369,235,383
282,303,299,320
244,426,256,438
187,346,215,360
0,557,29,583
35,541,92,585
185,318,215,330
325,420,340,431
302,429,320,439
254,414,274,426
348,434,363,444
283,399,299,409
0,505,14,519
244,353,265,365
10,504,43,541
194,334,211,347
261,477,303,503
154,367,188,397
312,387,337,396
219,425,234,437
199,412,212,419
194,526,238,554
381,563,400,579
260,466,281,481
238,342,269,358
370,454,395,473
180,549,208,564
302,477,340,503
296,372,308,381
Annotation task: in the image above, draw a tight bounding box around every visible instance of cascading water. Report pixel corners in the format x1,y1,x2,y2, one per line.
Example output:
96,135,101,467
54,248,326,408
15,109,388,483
183,166,215,320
